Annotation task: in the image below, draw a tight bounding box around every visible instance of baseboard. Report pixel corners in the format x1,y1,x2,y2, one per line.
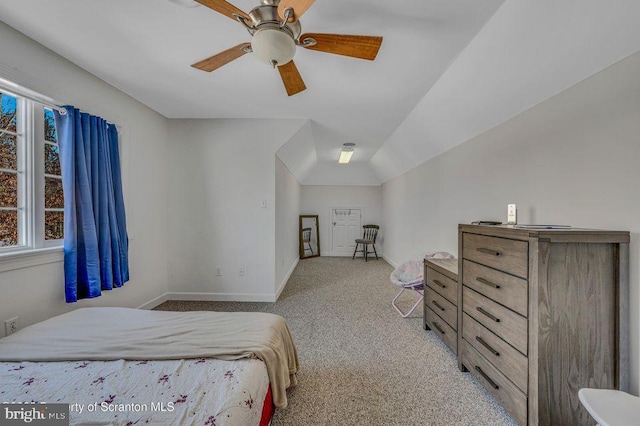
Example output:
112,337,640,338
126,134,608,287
275,258,298,301
137,292,170,310
165,292,278,303
382,254,399,269
324,252,385,258
325,251,386,259
136,288,284,307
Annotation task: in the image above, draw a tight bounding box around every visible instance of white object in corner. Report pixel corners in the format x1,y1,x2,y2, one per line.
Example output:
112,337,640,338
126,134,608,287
578,388,640,426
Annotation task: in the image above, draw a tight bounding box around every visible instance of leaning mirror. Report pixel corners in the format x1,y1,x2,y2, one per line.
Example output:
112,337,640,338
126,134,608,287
299,215,320,259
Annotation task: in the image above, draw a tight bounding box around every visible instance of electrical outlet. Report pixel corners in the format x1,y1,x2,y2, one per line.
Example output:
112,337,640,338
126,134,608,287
215,266,222,276
239,267,245,276
5,317,19,336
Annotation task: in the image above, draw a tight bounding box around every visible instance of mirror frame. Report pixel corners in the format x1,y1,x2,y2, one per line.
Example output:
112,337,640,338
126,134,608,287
299,215,320,259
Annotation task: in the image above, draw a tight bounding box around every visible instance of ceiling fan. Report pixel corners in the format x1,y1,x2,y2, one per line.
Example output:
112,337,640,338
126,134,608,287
190,0,383,96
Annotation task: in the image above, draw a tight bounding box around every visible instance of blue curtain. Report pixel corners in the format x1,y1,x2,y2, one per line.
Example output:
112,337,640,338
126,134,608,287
54,106,129,303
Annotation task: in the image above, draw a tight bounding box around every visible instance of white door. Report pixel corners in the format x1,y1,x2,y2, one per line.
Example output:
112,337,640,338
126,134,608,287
331,209,362,255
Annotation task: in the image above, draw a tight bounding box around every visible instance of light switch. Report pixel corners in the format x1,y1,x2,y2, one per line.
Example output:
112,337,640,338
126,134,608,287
259,199,267,208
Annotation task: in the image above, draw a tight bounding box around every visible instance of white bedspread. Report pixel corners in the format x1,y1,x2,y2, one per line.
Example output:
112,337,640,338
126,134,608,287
0,307,299,409
0,357,269,425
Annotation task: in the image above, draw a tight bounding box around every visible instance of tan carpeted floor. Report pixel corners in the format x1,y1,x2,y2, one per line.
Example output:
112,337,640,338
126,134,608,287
156,256,516,425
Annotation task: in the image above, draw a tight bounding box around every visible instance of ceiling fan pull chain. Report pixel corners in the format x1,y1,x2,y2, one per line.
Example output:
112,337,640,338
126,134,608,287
279,7,294,28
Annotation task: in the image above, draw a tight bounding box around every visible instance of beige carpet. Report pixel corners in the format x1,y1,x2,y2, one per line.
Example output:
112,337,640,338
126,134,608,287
156,256,516,425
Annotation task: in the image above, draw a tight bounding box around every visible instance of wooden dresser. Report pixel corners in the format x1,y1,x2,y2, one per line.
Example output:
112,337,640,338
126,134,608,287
457,224,629,425
424,258,459,354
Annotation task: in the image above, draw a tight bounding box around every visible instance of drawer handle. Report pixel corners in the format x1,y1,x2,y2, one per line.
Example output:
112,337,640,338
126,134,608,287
432,300,446,311
476,336,500,357
475,366,500,390
432,279,446,289
476,277,500,289
476,247,503,257
477,307,500,322
432,322,445,334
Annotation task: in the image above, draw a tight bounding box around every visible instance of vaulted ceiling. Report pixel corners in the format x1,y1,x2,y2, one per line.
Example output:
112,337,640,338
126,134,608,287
1,0,639,185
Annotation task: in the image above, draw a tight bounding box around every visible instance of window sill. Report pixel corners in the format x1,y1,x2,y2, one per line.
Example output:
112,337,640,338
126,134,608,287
0,246,64,273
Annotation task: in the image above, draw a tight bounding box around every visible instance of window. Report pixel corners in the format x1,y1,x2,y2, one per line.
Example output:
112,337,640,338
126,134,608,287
0,88,64,252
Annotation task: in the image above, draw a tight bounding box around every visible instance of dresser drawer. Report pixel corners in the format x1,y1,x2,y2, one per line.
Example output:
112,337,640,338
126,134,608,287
463,260,528,317
425,287,457,330
463,313,528,394
463,233,528,279
461,340,527,426
425,306,457,354
463,287,528,355
426,266,458,304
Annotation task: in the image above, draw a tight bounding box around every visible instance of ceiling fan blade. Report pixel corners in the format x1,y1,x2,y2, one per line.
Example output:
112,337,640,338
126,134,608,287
195,0,250,21
300,33,383,61
278,0,316,22
277,61,306,96
191,43,251,72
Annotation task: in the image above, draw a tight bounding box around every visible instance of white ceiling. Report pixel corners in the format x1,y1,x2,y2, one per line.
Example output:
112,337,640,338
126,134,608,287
3,0,637,186
371,0,640,182
0,0,505,184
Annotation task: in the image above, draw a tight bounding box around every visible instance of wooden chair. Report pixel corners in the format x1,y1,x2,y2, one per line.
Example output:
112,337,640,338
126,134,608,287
352,225,379,262
302,227,314,255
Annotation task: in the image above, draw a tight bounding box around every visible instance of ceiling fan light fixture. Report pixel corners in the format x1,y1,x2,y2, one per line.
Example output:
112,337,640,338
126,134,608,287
251,28,296,66
338,143,355,164
189,0,383,96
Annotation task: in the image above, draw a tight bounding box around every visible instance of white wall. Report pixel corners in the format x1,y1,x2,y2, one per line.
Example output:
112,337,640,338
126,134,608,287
275,157,300,297
301,185,383,257
0,22,170,334
382,51,640,394
276,121,316,183
166,119,305,301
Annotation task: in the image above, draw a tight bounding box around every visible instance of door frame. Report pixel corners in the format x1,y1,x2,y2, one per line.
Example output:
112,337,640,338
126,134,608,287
328,206,365,257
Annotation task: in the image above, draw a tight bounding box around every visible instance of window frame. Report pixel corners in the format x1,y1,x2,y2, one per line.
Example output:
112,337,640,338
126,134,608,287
0,91,28,251
40,106,64,247
0,86,64,257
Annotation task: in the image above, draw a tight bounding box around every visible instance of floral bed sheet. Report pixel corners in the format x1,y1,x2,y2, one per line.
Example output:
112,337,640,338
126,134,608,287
0,357,270,425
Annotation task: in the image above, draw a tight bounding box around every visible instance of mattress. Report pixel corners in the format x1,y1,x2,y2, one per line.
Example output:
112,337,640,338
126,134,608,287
0,308,299,409
0,357,272,425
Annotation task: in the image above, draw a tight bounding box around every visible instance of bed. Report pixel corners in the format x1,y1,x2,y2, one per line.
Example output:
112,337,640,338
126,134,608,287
0,307,299,425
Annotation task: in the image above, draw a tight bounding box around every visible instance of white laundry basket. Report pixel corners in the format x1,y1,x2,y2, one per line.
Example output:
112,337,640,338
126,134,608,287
390,252,455,318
